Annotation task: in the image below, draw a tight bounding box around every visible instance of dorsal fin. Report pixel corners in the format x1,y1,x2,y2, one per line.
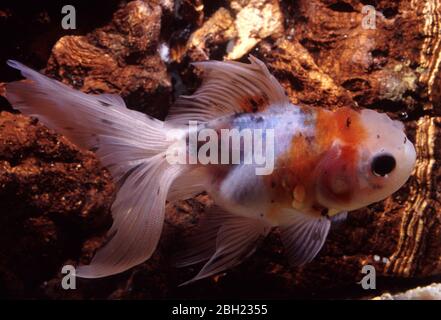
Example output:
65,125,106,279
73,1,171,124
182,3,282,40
166,56,290,125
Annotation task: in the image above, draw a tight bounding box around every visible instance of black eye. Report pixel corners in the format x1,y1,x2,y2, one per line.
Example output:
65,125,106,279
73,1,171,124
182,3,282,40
371,154,396,177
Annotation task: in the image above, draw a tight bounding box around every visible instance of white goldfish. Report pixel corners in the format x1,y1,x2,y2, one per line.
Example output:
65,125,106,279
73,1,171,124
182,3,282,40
5,57,416,284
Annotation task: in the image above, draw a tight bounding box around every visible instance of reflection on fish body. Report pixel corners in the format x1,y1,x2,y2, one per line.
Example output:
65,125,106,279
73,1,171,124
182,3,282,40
4,57,416,284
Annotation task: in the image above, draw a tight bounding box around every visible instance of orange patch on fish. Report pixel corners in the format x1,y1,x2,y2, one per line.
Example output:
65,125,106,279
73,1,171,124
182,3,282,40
264,131,320,210
239,93,269,113
265,106,368,212
315,107,367,148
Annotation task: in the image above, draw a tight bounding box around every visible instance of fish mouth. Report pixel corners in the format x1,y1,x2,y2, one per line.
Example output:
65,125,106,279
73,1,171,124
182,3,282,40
404,138,417,174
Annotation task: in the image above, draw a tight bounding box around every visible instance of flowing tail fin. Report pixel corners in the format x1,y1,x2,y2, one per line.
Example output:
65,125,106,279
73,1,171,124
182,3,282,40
5,60,186,278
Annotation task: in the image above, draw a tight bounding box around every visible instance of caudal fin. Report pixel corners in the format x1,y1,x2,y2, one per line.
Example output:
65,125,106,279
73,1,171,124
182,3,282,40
6,60,187,278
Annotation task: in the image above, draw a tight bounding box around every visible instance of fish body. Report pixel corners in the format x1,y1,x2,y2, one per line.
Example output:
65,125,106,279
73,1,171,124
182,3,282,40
5,57,416,283
180,103,414,224
184,106,313,224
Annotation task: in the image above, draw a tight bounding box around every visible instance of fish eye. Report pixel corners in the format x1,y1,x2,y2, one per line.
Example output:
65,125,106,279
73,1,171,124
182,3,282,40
371,153,396,177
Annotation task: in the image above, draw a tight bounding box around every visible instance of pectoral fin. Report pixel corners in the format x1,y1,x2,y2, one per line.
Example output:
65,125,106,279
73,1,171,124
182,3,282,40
177,206,271,285
330,211,348,225
279,210,331,266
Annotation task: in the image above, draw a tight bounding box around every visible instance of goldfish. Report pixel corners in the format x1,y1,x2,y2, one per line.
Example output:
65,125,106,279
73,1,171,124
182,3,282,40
5,57,416,284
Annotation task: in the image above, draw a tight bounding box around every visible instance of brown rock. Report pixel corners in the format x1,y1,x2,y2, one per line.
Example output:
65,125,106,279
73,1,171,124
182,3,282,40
0,112,114,298
172,7,237,63
46,1,172,119
256,37,355,109
227,0,284,60
171,0,285,63
291,0,440,115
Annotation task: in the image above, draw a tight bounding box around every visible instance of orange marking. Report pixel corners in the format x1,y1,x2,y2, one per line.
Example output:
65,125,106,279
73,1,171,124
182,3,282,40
293,184,306,204
239,93,269,113
315,107,367,147
265,106,368,210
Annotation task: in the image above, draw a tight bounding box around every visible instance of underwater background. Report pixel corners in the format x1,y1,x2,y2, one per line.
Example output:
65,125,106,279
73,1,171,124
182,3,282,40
0,0,440,299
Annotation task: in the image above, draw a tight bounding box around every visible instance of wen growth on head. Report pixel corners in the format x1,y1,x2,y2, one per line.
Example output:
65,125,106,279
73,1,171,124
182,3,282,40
5,57,416,284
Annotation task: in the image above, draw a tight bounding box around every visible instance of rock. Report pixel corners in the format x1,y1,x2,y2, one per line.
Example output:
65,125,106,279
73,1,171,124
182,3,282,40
226,0,284,60
291,0,440,115
174,0,205,27
0,0,121,82
172,7,236,63
374,282,441,300
45,0,172,119
171,0,284,63
255,37,355,109
0,112,114,298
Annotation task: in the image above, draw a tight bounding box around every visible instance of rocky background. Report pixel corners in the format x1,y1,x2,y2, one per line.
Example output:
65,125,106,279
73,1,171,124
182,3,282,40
0,0,440,299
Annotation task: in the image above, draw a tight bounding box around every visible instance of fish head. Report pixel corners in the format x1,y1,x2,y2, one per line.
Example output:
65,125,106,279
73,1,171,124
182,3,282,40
314,108,416,213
